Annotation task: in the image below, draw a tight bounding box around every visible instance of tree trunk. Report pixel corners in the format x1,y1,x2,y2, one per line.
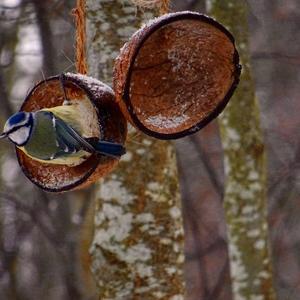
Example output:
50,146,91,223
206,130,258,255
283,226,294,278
207,1,276,299
86,1,185,299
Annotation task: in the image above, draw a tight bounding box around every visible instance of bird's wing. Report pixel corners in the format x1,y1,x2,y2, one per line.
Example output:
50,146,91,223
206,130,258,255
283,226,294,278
54,116,95,155
42,105,82,133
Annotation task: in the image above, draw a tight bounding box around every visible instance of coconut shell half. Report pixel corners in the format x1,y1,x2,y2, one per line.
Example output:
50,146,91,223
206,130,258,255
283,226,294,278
17,73,127,192
114,11,241,139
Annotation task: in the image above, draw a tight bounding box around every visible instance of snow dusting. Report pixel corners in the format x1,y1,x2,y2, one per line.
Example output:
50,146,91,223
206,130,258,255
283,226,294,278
145,114,189,129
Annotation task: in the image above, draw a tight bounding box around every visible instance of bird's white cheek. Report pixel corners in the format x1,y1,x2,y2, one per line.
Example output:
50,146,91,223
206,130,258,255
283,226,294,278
8,127,30,145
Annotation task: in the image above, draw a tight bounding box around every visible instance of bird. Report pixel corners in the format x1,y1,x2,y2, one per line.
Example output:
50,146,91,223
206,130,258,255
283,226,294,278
0,106,126,167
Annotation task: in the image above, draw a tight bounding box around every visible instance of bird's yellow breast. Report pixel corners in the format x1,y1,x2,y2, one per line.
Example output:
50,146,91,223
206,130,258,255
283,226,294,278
18,146,91,166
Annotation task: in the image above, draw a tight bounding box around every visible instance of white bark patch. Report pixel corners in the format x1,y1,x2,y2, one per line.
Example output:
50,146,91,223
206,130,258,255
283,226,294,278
136,263,153,278
165,266,177,275
176,254,185,264
136,213,155,223
121,151,133,162
250,296,264,300
98,179,135,204
153,291,167,298
147,181,160,191
170,295,184,300
254,239,265,250
130,0,163,9
248,170,259,180
145,183,168,202
142,139,152,146
125,243,152,263
136,148,146,155
160,238,172,245
229,242,248,282
169,207,181,219
241,205,254,215
259,270,271,279
94,206,133,243
247,229,260,238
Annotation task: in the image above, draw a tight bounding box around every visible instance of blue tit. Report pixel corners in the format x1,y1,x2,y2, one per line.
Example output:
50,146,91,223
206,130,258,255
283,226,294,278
0,106,126,166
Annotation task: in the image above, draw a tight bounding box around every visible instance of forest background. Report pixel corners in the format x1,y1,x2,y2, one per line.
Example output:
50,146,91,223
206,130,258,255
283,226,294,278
0,0,299,299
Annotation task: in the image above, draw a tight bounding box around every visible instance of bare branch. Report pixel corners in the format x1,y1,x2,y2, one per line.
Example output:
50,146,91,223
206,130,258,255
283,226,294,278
0,69,14,118
0,192,65,251
252,52,300,65
188,135,224,198
207,260,231,300
32,0,57,76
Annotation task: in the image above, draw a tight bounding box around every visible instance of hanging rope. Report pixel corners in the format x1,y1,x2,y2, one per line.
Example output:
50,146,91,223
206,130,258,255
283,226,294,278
160,0,169,14
72,0,87,74
72,0,169,76
131,0,170,15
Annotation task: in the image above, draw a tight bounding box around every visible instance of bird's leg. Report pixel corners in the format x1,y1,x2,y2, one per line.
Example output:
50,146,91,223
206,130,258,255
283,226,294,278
59,73,71,105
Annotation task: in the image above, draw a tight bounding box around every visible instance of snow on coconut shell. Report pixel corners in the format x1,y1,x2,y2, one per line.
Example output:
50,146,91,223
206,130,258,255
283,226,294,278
17,73,127,192
114,11,241,139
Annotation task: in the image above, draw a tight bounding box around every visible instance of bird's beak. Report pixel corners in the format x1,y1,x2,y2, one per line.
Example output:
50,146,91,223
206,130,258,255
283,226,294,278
0,132,7,139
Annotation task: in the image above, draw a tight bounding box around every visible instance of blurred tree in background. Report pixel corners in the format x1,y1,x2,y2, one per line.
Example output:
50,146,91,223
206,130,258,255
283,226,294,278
0,0,299,299
208,1,276,299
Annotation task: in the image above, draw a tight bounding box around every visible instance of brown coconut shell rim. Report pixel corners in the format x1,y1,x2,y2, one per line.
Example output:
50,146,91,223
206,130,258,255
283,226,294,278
122,11,242,140
16,74,104,193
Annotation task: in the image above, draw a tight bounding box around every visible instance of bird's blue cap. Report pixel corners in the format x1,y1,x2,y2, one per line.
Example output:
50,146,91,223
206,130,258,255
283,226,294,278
0,111,32,138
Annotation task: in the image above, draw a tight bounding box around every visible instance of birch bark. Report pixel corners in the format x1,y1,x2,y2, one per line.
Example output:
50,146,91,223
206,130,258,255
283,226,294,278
86,1,185,299
207,1,276,299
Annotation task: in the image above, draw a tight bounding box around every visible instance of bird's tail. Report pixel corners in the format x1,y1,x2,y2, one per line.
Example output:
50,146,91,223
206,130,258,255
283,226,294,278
91,140,126,158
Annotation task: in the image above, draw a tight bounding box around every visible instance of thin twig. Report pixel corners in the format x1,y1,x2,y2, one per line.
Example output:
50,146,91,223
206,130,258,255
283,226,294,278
188,135,223,198
0,192,65,251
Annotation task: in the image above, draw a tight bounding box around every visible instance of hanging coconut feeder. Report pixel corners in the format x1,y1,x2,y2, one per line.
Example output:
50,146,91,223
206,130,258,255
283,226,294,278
17,73,127,192
114,11,241,139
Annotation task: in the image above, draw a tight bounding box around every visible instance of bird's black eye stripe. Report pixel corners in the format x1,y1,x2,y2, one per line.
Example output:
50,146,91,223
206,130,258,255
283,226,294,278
5,125,25,135
5,113,33,136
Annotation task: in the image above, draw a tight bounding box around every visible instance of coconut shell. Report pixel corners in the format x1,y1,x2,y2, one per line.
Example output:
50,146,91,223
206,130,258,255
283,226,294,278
17,73,127,192
114,11,241,139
